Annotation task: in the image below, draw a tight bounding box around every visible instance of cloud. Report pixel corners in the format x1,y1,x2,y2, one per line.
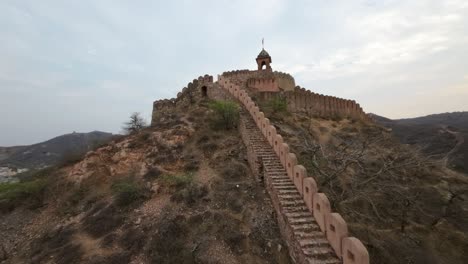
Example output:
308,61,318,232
0,0,467,145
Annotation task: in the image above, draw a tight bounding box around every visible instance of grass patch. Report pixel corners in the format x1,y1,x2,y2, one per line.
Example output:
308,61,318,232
0,179,47,211
160,173,194,188
111,178,146,207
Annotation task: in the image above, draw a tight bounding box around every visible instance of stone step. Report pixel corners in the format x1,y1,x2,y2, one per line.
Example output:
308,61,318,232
303,247,337,260
279,199,305,207
262,157,282,161
285,211,313,218
294,230,325,240
271,179,294,184
271,183,296,189
268,171,288,175
271,177,293,182
266,166,285,171
269,174,289,179
264,165,285,170
267,162,287,167
278,193,303,201
278,189,299,194
237,103,341,264
299,237,330,248
288,216,315,225
290,222,320,233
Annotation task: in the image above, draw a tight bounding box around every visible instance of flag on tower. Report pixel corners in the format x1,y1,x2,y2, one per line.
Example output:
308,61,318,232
262,38,264,49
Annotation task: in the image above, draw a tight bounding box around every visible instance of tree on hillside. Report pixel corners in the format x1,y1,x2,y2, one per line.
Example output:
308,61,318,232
123,112,147,134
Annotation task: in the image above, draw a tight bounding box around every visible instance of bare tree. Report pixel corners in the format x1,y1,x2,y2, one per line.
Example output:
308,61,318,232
123,112,147,135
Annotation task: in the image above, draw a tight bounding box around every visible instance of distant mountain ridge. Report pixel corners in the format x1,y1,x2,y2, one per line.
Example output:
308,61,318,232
371,111,468,174
0,131,114,169
393,112,468,129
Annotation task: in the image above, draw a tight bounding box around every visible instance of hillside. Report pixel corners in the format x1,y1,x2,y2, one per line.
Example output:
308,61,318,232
263,109,468,264
0,101,291,264
0,146,27,161
0,131,114,170
371,112,468,173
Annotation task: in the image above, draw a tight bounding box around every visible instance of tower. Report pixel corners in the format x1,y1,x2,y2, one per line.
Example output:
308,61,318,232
256,49,272,71
256,39,272,71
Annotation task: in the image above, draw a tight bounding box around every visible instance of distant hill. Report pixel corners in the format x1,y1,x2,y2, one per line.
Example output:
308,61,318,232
0,131,114,169
395,112,468,130
371,112,468,173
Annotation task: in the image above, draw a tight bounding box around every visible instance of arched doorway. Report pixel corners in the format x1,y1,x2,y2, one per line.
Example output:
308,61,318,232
201,86,208,97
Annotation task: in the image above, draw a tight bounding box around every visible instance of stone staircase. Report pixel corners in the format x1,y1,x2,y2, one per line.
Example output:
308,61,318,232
239,109,341,264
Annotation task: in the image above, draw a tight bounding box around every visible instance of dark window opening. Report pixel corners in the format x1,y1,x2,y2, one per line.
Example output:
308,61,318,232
201,86,208,97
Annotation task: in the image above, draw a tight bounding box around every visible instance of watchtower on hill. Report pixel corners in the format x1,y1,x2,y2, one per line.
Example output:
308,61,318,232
256,48,272,71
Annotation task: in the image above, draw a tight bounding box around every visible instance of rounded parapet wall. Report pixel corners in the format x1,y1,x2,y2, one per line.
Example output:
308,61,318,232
274,71,295,91
247,77,279,92
214,74,371,263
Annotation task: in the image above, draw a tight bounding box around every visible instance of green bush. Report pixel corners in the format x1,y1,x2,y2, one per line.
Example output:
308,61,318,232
0,179,47,211
266,96,288,114
208,100,239,130
111,179,144,207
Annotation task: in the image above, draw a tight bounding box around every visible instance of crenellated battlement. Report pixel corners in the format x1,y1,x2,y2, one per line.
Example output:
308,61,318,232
151,74,213,125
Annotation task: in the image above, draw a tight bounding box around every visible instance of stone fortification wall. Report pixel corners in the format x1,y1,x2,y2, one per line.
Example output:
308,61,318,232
247,77,279,92
245,71,295,92
151,74,213,125
218,75,370,264
259,86,368,120
221,70,295,93
274,71,295,91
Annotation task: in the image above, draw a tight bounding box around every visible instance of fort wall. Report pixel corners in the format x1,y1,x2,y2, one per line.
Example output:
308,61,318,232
151,74,213,125
274,71,295,91
256,86,368,120
219,76,370,264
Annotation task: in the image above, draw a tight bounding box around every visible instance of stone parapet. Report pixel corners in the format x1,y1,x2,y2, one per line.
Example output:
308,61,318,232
151,74,213,126
220,75,370,264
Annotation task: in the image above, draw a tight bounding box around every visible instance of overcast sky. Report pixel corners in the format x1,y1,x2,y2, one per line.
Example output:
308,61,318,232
1,0,467,146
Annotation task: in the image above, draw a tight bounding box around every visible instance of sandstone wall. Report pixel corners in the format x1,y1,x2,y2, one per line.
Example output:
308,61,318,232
258,86,368,121
274,71,295,91
151,74,213,125
247,77,279,92
219,77,370,264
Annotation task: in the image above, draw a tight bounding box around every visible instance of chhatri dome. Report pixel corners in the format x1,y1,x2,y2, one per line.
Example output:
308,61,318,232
257,48,270,59
256,46,272,71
